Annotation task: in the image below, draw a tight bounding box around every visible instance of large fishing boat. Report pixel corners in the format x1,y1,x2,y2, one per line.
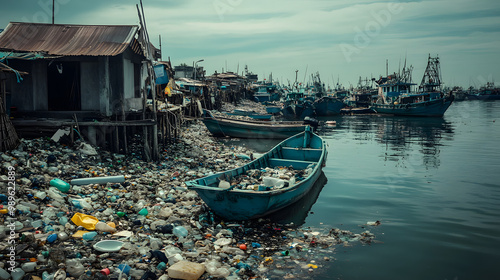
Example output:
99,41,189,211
371,55,454,117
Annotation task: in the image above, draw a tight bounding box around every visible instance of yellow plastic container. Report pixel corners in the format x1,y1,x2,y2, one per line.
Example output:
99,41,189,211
71,213,99,230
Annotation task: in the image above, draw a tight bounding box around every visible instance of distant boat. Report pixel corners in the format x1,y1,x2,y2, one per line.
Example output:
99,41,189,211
202,110,311,139
252,84,280,102
185,126,327,220
265,106,281,114
370,55,454,117
281,90,316,120
465,82,500,100
226,109,273,120
313,96,345,116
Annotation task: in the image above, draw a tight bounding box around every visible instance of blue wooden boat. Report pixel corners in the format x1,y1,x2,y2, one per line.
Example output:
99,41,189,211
313,96,345,116
185,127,327,220
226,109,273,120
265,106,281,114
202,110,310,139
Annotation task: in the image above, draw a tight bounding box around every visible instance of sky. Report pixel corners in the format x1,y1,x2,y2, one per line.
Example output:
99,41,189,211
1,0,499,89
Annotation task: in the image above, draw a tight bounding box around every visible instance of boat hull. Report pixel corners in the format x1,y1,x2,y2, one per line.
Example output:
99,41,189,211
186,129,327,220
226,110,273,120
265,106,282,114
282,103,315,120
314,97,345,116
203,117,308,139
466,94,500,100
371,97,453,117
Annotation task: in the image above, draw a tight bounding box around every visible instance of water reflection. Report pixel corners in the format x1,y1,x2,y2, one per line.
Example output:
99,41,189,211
266,171,328,226
336,116,454,169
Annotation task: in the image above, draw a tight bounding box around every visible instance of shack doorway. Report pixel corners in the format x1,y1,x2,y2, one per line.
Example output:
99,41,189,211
47,61,81,111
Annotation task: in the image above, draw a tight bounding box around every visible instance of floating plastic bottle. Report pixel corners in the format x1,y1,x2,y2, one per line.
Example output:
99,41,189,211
50,178,71,193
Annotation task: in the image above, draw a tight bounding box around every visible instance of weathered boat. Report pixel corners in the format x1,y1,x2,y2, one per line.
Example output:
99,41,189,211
313,96,345,116
465,82,500,100
226,109,273,120
202,110,311,139
185,127,327,220
281,100,315,120
265,106,282,114
370,55,454,117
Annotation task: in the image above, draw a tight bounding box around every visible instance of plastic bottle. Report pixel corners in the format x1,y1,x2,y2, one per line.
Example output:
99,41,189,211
50,178,71,193
10,268,25,280
95,222,117,233
172,226,188,238
138,208,149,216
117,264,131,275
46,233,58,243
59,216,68,225
71,199,93,210
42,271,54,280
82,231,98,241
57,232,69,241
0,268,10,279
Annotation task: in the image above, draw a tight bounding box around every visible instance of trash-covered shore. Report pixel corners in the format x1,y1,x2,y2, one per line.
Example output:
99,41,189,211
0,119,377,280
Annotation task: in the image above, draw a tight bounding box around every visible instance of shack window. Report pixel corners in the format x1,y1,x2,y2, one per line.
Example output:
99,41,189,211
47,61,81,111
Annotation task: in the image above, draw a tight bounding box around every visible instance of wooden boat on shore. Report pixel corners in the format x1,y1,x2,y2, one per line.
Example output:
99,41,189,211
202,110,312,139
185,127,327,220
226,109,273,120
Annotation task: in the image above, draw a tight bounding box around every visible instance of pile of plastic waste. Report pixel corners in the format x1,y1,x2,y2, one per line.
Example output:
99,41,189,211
0,119,378,280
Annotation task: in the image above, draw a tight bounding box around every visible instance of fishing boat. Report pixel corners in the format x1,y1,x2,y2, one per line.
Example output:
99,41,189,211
202,110,315,139
465,82,500,100
370,55,454,117
226,109,273,120
185,126,327,220
281,99,315,120
313,96,345,116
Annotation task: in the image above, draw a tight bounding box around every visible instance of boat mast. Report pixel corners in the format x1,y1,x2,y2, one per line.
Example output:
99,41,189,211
420,54,442,92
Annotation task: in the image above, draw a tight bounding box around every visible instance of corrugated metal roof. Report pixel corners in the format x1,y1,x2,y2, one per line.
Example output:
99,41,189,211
0,22,138,56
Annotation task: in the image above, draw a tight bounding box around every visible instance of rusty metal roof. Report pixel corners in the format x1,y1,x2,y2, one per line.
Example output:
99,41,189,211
0,22,138,56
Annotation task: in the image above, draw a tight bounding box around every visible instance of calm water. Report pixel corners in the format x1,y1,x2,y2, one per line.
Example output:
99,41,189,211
226,100,500,279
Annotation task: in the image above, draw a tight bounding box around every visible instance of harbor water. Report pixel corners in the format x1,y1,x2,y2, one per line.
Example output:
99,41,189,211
227,100,500,279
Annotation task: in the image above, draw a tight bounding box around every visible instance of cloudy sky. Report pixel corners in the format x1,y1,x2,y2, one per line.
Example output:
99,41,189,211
1,0,499,88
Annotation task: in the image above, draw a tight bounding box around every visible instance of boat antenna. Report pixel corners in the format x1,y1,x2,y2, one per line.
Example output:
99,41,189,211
302,65,308,85
386,59,388,76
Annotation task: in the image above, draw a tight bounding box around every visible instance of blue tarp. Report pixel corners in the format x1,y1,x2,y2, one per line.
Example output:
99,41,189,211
154,64,169,85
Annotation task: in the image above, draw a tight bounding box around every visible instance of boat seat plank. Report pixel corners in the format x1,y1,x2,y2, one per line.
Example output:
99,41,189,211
269,158,316,170
280,147,322,162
